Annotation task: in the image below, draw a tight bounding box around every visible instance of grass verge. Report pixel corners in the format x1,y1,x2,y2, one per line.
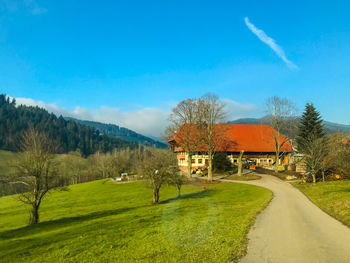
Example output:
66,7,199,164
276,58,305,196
225,174,262,181
294,181,350,227
0,179,271,262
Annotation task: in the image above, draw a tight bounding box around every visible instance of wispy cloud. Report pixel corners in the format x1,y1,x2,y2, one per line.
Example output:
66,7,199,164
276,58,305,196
244,17,298,70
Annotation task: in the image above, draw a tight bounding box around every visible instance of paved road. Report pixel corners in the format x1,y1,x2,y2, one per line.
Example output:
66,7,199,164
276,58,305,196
221,174,350,263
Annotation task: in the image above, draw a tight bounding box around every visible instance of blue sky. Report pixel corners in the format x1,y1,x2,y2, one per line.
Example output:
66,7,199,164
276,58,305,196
1,0,350,136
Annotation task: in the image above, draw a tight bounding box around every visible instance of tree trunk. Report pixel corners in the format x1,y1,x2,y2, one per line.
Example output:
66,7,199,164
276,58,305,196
322,170,325,182
153,188,160,204
311,170,316,183
30,205,39,225
208,160,213,182
237,150,244,176
274,151,279,173
177,185,181,197
187,153,192,178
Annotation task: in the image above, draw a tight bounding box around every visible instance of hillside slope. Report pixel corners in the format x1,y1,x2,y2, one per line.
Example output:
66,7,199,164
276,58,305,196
65,117,167,148
0,94,138,156
0,180,271,262
229,117,350,133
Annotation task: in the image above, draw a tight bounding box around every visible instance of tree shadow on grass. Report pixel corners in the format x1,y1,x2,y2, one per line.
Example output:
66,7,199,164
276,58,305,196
160,189,214,204
0,204,148,240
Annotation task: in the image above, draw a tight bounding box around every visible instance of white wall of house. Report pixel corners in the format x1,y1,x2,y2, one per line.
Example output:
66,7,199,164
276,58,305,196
177,152,275,168
177,152,208,168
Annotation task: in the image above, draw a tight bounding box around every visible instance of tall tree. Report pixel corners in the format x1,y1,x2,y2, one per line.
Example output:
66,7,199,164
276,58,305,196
265,96,297,173
296,103,325,152
166,99,201,177
13,129,64,225
296,103,327,183
197,94,226,181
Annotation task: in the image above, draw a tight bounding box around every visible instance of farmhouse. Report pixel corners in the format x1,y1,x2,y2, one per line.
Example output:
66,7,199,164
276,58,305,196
168,124,293,172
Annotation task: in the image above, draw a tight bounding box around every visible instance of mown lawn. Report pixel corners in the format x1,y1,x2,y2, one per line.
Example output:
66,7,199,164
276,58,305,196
0,180,271,262
295,181,350,227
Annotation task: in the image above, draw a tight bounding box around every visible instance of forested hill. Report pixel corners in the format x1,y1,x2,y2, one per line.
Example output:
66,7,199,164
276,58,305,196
229,117,350,134
0,94,139,156
65,117,167,148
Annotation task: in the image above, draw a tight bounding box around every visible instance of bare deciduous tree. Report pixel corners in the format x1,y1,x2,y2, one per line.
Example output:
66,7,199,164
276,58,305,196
14,128,63,225
197,94,226,181
303,135,328,183
138,149,178,203
58,151,87,185
265,96,297,173
168,171,186,197
90,148,136,179
327,133,350,179
90,151,114,178
166,99,201,177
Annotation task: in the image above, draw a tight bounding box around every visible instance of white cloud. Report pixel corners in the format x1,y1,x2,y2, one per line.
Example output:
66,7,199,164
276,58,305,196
91,106,170,138
222,98,257,121
12,96,169,137
244,17,298,70
11,96,257,137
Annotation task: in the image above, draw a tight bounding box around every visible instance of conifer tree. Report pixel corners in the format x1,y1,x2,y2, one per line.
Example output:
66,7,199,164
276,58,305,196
296,103,327,183
296,103,325,152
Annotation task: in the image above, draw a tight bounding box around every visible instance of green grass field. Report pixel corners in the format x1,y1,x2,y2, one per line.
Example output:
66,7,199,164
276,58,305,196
0,180,272,262
295,181,350,227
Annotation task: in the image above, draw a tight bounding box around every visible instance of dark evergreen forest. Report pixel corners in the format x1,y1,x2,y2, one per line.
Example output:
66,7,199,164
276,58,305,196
0,94,138,156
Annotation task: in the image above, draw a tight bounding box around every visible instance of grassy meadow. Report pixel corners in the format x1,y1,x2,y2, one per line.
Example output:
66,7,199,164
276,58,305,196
295,181,350,227
0,179,272,262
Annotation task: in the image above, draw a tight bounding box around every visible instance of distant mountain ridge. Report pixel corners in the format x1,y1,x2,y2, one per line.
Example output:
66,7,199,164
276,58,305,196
65,117,167,148
228,117,350,134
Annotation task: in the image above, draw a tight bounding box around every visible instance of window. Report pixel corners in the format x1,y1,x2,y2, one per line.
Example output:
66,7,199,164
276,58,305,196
191,159,195,164
198,159,203,164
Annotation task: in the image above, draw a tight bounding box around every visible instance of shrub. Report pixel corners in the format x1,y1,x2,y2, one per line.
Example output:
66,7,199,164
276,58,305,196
213,152,232,172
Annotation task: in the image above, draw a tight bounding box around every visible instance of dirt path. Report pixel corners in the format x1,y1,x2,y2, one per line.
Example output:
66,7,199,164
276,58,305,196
221,174,350,263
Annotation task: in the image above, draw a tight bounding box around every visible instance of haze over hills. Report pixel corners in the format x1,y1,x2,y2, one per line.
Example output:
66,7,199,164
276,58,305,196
0,94,160,156
65,117,167,148
229,117,350,134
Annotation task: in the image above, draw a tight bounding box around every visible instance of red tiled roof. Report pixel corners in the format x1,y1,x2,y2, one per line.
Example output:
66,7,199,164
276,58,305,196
169,124,293,153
